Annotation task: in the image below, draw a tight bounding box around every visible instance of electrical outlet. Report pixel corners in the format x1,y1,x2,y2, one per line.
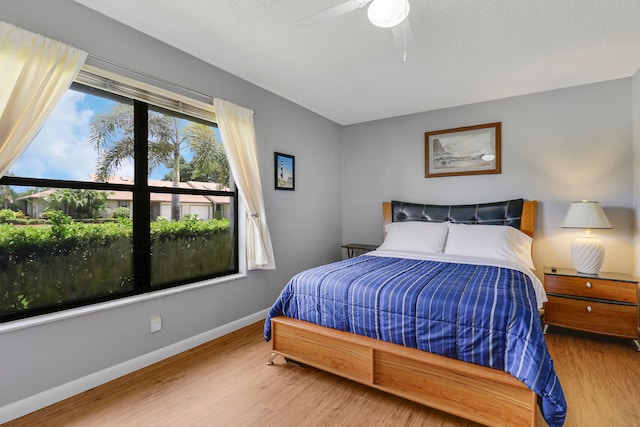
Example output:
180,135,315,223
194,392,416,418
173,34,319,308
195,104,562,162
149,315,162,333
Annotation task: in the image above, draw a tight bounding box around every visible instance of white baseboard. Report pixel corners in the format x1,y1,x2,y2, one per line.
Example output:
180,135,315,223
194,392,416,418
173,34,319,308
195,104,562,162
0,309,269,424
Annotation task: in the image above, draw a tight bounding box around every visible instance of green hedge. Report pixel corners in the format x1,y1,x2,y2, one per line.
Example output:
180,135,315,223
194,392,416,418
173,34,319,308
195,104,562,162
0,217,232,315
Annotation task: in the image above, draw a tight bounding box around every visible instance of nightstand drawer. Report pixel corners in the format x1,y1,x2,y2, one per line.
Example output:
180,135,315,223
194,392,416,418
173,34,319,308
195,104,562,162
545,296,637,338
545,274,637,303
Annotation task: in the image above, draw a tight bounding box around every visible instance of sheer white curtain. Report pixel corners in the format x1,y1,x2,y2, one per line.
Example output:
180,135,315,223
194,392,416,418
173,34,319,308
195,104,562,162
0,21,87,177
214,98,276,270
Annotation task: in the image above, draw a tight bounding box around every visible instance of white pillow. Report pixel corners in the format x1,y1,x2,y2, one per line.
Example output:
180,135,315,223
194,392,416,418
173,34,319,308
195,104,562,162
378,221,449,253
444,223,535,270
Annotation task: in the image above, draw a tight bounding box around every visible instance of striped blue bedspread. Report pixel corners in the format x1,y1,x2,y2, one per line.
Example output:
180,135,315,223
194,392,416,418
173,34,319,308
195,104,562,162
264,254,567,426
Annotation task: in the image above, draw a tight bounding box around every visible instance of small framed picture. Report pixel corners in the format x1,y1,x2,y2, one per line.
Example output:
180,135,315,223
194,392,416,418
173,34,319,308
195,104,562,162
274,152,295,191
425,122,501,178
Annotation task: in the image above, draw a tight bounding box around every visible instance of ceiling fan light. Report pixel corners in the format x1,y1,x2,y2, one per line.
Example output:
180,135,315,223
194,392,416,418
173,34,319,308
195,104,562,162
367,0,410,28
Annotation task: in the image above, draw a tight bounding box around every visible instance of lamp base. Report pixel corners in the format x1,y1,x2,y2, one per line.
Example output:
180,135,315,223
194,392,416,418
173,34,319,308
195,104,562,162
571,234,604,275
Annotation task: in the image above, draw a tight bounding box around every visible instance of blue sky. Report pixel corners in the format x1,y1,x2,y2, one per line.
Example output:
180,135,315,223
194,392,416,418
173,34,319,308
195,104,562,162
11,90,104,181
11,88,218,183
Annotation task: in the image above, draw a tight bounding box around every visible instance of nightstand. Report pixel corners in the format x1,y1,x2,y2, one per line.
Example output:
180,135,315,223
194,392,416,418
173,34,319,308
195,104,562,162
543,267,639,351
341,243,378,258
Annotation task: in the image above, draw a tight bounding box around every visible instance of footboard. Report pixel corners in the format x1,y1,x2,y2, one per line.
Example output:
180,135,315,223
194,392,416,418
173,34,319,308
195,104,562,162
269,316,537,427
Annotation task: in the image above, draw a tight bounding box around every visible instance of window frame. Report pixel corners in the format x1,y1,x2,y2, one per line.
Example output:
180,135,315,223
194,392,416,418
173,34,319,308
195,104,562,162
0,79,239,323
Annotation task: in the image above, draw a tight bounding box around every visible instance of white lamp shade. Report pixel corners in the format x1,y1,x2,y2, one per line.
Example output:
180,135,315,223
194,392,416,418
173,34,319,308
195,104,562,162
367,0,410,28
561,201,612,229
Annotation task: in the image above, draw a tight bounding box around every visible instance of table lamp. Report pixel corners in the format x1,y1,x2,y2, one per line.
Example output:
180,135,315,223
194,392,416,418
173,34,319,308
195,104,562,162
561,200,612,274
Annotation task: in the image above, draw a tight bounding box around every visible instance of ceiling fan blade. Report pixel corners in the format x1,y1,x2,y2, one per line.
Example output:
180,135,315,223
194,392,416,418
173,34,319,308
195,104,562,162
391,18,415,56
297,0,371,28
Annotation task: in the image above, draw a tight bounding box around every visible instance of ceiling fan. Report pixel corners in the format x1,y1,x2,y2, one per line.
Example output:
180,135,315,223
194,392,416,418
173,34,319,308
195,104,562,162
298,0,415,60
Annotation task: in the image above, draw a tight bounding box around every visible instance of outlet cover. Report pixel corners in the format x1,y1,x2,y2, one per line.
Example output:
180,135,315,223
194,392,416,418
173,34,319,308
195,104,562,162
150,315,162,333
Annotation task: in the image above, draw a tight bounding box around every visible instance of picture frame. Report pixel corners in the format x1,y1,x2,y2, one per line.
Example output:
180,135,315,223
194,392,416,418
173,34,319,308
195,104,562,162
425,122,501,178
274,152,295,190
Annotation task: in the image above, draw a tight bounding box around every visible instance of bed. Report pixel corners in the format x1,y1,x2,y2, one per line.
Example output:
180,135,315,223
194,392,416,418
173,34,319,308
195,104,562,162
264,199,566,426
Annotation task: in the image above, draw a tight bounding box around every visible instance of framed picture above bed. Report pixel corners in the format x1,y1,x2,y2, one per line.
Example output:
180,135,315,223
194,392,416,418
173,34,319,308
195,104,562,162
425,122,501,178
274,152,295,191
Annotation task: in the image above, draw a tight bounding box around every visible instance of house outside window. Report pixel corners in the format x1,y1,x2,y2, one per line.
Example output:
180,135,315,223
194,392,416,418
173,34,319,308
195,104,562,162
0,72,238,322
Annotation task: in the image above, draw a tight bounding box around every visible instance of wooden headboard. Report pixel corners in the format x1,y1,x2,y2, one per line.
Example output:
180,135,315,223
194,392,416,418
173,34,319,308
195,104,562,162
383,200,537,238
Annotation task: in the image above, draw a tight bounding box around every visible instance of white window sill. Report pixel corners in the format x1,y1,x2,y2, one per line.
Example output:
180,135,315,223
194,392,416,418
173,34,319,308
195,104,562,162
0,272,247,335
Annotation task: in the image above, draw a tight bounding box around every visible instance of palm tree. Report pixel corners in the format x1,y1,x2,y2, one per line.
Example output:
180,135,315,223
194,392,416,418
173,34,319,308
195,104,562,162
0,184,15,210
89,105,227,220
163,156,194,182
185,123,230,188
0,171,17,210
45,189,107,219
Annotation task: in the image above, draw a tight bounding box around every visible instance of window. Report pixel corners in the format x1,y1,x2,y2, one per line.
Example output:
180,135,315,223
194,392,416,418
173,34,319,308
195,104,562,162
0,75,238,322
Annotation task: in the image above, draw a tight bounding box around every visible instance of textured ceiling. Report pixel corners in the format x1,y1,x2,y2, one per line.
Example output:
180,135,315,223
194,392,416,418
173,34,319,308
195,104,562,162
74,0,640,125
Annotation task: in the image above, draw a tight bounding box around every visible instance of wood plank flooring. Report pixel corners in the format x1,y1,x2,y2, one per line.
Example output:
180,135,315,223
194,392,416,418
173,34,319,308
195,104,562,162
5,322,639,426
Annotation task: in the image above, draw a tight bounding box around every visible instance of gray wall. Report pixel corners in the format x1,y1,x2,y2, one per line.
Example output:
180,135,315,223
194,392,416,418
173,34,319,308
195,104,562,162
341,79,635,278
0,0,342,415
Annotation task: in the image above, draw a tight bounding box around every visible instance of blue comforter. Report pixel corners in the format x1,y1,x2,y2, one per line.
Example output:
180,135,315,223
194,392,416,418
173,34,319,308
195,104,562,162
264,254,566,426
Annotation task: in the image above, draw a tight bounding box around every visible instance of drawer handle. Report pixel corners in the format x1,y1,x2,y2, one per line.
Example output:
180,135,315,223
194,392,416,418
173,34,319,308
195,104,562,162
586,305,592,313
585,281,592,288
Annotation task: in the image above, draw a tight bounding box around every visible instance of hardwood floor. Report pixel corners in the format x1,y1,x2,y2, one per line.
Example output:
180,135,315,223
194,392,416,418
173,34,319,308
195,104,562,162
5,322,639,427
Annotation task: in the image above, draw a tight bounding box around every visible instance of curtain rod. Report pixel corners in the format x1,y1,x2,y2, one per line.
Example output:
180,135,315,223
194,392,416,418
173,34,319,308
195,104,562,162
86,53,214,105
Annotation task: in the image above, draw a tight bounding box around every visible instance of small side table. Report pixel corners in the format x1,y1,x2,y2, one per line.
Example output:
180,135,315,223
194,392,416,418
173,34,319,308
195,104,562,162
341,243,378,258
543,267,639,351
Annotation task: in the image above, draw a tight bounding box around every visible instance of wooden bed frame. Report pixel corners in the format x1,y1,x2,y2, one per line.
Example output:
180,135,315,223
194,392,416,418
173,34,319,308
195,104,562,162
268,201,539,426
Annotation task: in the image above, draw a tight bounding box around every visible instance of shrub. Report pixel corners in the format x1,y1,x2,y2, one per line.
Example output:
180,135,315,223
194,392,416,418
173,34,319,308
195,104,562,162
40,208,61,220
113,207,131,219
0,217,230,258
0,209,16,223
0,217,232,313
